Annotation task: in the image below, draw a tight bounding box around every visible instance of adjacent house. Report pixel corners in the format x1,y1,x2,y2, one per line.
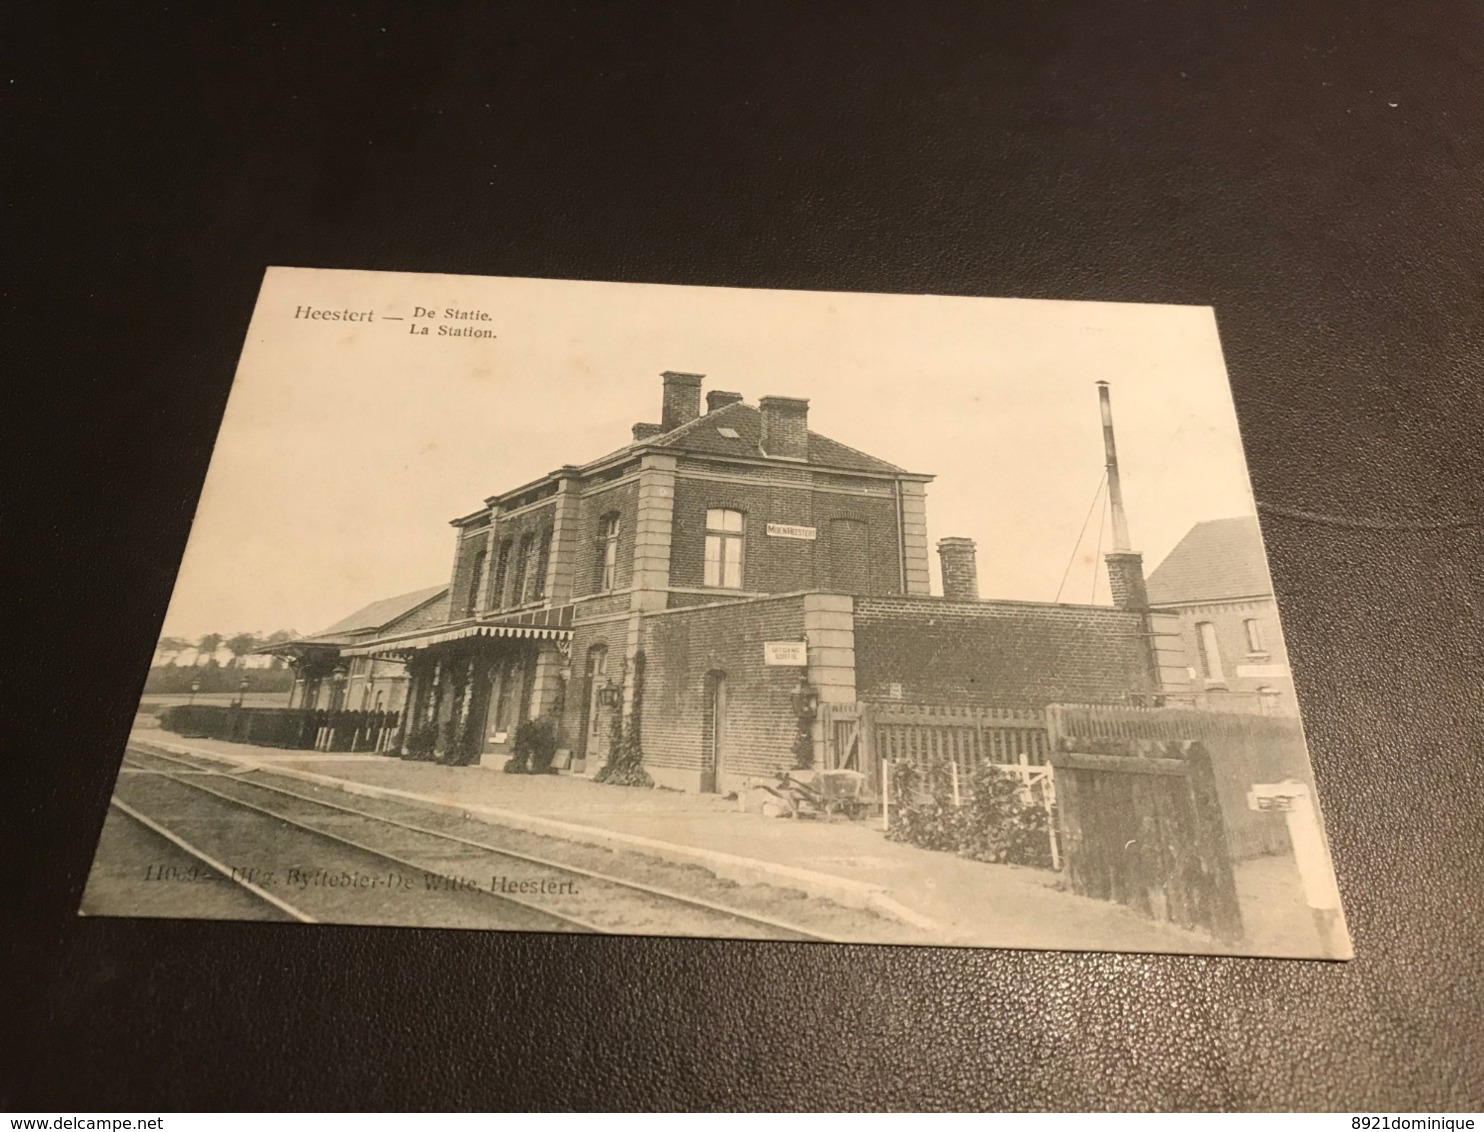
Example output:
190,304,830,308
1145,516,1296,714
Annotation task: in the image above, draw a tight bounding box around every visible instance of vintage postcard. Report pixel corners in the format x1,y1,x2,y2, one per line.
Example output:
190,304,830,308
82,267,1351,958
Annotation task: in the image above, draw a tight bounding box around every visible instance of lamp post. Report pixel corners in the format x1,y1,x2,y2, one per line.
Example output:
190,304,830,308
188,677,201,706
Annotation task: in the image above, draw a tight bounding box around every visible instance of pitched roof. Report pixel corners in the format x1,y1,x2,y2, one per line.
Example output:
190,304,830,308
644,400,906,474
1146,516,1273,605
307,584,448,642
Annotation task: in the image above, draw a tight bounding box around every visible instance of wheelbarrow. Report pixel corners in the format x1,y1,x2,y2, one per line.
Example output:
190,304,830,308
755,768,867,820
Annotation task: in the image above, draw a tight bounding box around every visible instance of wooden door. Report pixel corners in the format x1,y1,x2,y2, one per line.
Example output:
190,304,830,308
701,671,727,793
577,646,608,770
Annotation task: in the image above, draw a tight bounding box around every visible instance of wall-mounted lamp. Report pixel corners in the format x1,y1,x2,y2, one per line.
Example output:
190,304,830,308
597,680,623,708
790,678,819,716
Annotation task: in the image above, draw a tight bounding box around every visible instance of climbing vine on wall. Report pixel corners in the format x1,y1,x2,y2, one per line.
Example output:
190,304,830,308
594,650,654,788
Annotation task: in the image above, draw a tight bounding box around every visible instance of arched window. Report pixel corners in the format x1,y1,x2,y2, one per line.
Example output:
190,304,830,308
511,533,533,604
491,539,512,609
598,513,621,591
704,508,744,589
531,529,553,601
523,534,544,603
464,547,487,617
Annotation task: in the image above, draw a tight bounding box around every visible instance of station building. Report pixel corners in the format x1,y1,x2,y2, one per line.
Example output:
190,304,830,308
272,372,1191,791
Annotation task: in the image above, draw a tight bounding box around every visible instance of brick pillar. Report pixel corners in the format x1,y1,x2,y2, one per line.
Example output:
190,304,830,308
624,452,677,717
899,480,931,595
1105,551,1149,611
526,643,566,720
804,594,856,768
542,469,582,604
937,537,979,601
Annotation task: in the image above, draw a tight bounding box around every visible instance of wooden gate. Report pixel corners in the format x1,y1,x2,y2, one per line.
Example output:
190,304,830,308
1048,737,1243,941
819,702,1052,804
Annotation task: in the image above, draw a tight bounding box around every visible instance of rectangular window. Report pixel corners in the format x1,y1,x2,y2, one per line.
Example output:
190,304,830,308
704,508,744,589
599,514,620,591
1196,621,1225,683
1244,617,1264,654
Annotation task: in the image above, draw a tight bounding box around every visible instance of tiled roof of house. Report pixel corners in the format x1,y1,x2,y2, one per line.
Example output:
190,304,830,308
641,400,906,474
1146,516,1273,605
306,584,449,642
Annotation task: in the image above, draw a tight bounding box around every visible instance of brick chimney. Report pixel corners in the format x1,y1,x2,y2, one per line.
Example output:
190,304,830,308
937,537,979,600
706,390,744,413
632,422,664,442
759,395,809,460
661,371,703,432
1105,552,1150,611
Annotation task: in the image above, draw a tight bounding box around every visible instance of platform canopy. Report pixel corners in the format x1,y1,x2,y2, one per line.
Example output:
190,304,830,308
341,604,574,658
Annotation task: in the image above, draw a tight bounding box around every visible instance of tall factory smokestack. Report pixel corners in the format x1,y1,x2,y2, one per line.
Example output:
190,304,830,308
1096,382,1149,612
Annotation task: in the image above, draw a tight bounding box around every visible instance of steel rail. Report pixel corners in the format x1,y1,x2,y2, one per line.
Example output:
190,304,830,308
117,756,603,935
107,795,318,923
124,744,834,941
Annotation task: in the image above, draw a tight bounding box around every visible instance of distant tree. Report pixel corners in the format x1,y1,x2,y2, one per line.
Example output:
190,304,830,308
264,629,298,670
154,636,192,666
225,632,262,668
196,632,224,666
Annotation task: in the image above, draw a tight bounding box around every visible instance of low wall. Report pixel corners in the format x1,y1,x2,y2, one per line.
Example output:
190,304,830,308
854,596,1157,708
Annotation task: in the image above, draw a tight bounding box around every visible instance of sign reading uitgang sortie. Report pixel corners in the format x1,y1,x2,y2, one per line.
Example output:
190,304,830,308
763,641,808,666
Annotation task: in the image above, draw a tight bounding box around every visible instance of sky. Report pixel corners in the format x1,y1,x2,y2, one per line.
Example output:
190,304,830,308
158,267,1258,641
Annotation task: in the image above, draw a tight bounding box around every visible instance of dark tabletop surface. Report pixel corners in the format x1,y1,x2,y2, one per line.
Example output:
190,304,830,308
3,1,1482,1111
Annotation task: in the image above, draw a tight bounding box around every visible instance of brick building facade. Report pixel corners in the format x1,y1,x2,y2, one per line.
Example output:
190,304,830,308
1145,516,1296,715
275,372,1191,792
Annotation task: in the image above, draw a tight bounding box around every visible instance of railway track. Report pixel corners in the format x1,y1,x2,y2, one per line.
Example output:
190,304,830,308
104,744,834,941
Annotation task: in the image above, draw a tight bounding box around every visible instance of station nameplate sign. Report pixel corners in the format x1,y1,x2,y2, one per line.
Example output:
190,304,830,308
766,522,816,540
764,641,808,666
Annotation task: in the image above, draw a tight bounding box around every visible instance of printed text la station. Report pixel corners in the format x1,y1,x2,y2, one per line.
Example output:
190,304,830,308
292,304,498,337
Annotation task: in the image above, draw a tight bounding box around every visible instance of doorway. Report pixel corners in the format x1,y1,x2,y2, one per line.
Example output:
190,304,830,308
577,644,609,772
701,670,728,794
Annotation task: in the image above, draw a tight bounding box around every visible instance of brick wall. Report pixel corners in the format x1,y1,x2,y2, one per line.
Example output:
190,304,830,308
485,502,558,610
1162,597,1293,701
669,474,902,596
854,596,1156,708
385,592,451,635
571,480,639,599
639,595,809,790
449,530,491,619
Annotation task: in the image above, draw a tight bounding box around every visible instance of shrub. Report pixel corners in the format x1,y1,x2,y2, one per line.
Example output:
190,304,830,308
506,717,558,775
887,758,1054,869
404,722,437,761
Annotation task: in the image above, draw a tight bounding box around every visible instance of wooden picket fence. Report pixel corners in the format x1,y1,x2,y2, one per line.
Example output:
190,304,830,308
820,701,1052,802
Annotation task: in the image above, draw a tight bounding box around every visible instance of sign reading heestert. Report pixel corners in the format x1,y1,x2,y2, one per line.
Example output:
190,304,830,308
766,522,816,540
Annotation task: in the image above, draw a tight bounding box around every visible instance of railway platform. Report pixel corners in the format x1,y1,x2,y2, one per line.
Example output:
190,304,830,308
120,727,1317,954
